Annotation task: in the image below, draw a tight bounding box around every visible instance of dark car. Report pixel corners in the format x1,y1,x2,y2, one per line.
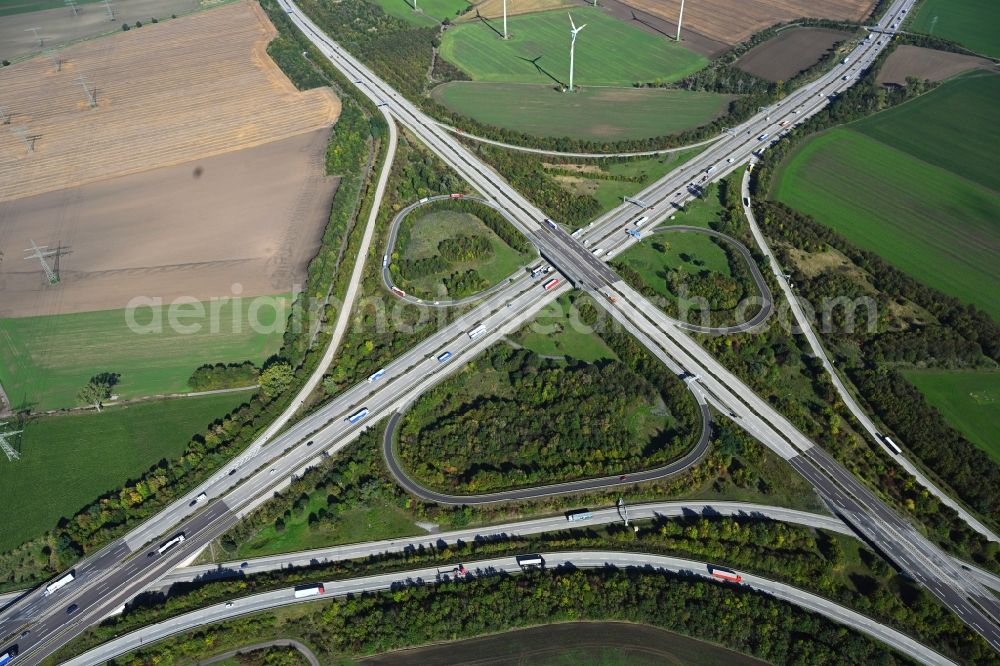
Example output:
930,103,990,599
228,469,238,476
240,562,249,569
66,603,79,615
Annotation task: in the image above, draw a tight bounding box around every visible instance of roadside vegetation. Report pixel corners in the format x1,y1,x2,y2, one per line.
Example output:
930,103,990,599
319,133,469,397
748,40,1000,565
396,343,699,493
55,510,996,666
0,0,389,591
613,176,760,329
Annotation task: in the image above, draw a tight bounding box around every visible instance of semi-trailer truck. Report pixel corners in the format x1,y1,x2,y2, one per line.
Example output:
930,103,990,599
293,584,325,598
44,571,75,596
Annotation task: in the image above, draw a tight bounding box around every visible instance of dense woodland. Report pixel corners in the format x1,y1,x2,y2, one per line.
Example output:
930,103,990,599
399,345,698,493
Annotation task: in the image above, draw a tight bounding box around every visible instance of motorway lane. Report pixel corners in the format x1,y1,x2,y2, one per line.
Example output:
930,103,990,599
62,550,957,666
7,0,991,658
156,500,854,587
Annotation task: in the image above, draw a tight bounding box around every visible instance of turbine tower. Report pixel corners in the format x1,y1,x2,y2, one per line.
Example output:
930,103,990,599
502,0,508,39
567,13,587,92
676,0,685,41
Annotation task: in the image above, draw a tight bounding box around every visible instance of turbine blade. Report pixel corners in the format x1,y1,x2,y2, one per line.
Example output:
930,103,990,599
568,12,576,30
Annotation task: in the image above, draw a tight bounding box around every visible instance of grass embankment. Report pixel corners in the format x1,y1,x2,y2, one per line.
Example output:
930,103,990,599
543,148,703,215
0,392,251,553
510,293,617,363
440,7,706,85
771,72,1000,321
433,82,731,142
0,295,289,411
908,0,1000,59
902,370,1000,464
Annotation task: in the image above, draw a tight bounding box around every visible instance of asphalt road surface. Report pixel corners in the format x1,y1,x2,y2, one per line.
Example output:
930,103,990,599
5,0,998,659
62,550,957,666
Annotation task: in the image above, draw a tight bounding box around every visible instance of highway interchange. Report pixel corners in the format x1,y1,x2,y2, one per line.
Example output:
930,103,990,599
2,0,1000,662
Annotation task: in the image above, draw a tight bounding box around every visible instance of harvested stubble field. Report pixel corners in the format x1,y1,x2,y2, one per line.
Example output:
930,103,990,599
618,0,875,46
0,0,339,202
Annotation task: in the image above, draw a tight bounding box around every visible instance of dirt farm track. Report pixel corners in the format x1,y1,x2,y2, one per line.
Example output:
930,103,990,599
0,0,339,203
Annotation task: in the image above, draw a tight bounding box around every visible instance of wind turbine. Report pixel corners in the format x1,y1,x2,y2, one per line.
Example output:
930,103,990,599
568,13,587,92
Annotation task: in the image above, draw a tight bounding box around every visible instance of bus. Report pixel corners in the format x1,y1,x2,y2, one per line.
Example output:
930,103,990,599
468,325,487,340
566,509,593,522
542,278,560,291
450,193,465,199
437,351,453,363
0,646,18,666
157,533,186,555
544,218,558,230
883,436,902,455
516,554,544,568
293,584,326,599
391,286,406,297
44,570,75,596
347,408,369,424
367,369,386,383
709,565,742,583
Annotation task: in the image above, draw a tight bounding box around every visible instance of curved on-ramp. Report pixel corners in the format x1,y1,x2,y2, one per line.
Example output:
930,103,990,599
381,384,713,505
439,121,724,159
381,194,537,308
63,550,956,666
642,225,773,334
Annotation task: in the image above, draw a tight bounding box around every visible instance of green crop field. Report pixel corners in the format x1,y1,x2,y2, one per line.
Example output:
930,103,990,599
370,0,470,26
397,209,533,298
0,295,290,411
851,72,1000,193
903,369,1000,463
908,0,1000,58
439,7,706,86
433,82,730,142
0,392,251,552
772,73,1000,321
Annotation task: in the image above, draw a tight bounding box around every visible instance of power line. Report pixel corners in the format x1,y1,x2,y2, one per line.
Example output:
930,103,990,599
0,422,23,462
24,239,60,285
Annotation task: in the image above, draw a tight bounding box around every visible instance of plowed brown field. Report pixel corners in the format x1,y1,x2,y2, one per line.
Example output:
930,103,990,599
876,45,997,86
618,0,876,46
0,0,339,203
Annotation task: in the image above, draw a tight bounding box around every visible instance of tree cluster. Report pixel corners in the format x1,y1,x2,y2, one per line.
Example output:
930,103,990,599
188,362,259,392
399,345,697,493
438,234,492,263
